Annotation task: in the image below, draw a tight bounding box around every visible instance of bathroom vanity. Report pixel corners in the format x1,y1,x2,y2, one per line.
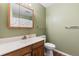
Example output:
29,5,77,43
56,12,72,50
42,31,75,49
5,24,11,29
3,41,44,56
0,37,45,56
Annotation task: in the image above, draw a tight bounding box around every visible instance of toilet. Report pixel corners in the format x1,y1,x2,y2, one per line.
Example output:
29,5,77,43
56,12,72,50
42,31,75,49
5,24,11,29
39,35,56,56
45,43,55,56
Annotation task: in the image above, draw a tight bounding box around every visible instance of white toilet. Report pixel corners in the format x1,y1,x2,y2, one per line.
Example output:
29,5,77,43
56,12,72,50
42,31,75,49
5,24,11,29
39,35,56,56
45,43,56,56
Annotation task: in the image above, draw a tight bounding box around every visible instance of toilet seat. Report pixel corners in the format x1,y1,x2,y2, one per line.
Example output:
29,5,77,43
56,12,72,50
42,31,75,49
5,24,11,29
45,43,56,50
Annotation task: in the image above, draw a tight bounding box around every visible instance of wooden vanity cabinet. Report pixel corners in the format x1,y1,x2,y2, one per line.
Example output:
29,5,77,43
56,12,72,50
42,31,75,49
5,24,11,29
4,45,32,56
32,41,44,56
3,40,44,56
32,46,44,56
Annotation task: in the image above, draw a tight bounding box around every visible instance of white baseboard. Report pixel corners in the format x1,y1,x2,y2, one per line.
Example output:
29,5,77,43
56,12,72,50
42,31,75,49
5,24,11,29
54,49,72,56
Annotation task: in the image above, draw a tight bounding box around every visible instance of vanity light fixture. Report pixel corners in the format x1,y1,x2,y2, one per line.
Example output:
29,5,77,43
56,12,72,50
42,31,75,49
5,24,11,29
28,4,32,7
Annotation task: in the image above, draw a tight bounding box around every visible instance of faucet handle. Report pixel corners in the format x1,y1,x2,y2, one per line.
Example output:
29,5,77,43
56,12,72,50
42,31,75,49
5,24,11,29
22,35,27,39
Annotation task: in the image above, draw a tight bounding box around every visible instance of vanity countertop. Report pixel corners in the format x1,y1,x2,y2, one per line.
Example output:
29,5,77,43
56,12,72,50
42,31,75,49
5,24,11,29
0,37,45,56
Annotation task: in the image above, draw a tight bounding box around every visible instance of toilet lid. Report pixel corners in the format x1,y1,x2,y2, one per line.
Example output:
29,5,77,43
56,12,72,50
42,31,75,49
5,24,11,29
45,43,55,48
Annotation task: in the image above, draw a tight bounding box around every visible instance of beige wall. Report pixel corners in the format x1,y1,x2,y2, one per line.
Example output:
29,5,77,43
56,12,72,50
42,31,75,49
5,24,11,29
46,3,79,55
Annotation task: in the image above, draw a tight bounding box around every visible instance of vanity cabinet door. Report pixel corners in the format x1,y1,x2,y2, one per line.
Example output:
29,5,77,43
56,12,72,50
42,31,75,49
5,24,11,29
32,46,44,56
32,41,44,56
24,53,31,56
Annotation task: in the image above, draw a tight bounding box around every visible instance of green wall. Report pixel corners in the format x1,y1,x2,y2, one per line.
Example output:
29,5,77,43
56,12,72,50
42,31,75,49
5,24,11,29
0,3,46,38
46,3,79,56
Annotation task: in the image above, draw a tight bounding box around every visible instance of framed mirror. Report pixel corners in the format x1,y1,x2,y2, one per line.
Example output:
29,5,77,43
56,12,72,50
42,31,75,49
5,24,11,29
8,3,34,28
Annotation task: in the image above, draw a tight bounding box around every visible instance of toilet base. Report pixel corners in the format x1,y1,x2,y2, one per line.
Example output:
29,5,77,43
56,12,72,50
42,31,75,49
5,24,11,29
45,49,53,56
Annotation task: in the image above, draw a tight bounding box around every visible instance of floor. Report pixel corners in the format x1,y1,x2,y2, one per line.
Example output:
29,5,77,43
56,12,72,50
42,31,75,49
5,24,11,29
53,50,65,56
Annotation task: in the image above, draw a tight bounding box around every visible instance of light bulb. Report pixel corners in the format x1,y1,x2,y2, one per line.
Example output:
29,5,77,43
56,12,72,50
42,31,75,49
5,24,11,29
28,4,32,7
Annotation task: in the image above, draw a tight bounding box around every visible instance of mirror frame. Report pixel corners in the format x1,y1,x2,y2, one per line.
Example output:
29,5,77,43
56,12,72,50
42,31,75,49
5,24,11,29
8,3,34,29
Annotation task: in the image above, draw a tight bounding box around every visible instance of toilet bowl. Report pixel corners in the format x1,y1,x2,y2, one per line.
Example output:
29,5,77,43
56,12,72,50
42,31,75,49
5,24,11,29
45,43,56,56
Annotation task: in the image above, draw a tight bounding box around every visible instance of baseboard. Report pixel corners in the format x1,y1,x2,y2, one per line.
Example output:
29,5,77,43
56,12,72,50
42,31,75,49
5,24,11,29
53,49,72,56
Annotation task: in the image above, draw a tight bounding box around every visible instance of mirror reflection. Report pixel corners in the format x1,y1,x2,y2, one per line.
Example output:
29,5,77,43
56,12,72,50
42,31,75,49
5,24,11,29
9,3,33,28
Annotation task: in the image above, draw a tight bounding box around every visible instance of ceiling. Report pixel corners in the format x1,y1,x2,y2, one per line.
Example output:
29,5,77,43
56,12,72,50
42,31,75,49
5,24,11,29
41,3,53,8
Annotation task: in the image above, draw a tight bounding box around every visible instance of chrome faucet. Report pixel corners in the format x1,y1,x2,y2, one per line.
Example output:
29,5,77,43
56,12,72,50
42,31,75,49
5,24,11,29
22,35,27,40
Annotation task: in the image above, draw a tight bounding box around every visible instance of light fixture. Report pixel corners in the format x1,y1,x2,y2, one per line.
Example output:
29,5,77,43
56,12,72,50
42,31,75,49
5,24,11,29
28,4,32,7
